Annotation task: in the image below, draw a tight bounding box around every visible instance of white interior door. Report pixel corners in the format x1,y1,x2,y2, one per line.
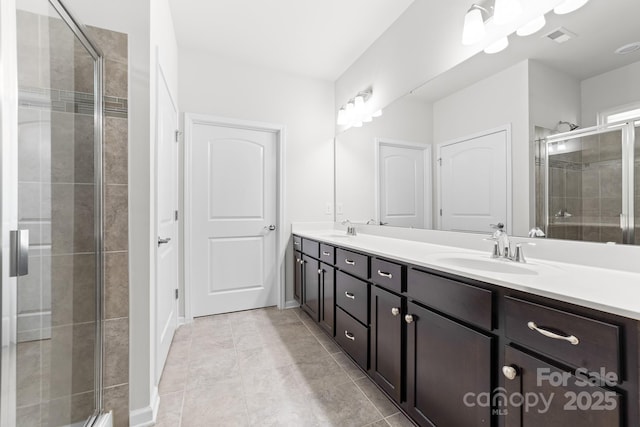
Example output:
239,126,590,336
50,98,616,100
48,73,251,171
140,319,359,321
156,66,179,379
438,128,509,233
378,141,431,228
189,120,278,317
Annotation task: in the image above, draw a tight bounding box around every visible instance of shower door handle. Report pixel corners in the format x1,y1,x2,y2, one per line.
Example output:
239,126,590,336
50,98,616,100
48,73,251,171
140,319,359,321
10,230,29,277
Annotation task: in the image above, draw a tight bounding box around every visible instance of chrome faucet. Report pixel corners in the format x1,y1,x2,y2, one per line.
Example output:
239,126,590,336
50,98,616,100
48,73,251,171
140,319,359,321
528,227,546,238
341,219,357,236
489,223,526,263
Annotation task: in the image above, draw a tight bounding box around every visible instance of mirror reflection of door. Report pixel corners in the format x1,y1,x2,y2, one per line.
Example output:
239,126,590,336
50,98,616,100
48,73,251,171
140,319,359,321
438,127,510,233
377,140,432,228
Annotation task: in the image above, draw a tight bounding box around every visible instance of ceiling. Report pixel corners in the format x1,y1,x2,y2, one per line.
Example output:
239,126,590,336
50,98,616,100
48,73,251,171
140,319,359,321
413,0,640,101
168,0,415,81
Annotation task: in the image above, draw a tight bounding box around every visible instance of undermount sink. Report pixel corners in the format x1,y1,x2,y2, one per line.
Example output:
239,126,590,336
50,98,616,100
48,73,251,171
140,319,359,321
433,255,543,276
322,233,356,239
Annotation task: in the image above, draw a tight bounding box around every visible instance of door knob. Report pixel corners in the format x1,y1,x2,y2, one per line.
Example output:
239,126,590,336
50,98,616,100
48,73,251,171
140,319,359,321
158,237,171,246
391,307,400,316
264,225,276,231
405,314,414,324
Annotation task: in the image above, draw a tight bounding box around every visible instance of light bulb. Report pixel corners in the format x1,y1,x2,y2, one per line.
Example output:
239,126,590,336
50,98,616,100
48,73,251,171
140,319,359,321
354,95,365,122
484,37,509,54
517,15,546,36
494,0,523,25
362,115,373,123
462,7,486,45
345,102,355,123
337,108,348,125
372,109,383,118
353,121,363,128
554,0,589,15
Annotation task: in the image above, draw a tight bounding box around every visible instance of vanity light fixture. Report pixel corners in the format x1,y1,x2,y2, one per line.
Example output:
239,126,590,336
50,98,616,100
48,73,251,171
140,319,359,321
493,0,523,25
516,15,546,36
554,0,589,15
337,89,381,128
484,36,509,54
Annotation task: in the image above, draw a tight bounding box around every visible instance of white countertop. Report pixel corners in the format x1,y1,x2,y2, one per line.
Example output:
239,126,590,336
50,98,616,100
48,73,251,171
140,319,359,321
293,228,640,321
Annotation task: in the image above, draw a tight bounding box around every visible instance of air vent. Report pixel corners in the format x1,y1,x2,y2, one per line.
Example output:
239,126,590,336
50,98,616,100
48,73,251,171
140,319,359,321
615,42,640,55
544,27,577,44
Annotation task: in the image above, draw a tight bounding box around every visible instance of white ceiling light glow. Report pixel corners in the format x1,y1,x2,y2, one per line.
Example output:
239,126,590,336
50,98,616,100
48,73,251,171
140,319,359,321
516,15,546,36
554,0,589,15
493,0,523,25
336,90,382,128
462,6,487,45
484,36,509,54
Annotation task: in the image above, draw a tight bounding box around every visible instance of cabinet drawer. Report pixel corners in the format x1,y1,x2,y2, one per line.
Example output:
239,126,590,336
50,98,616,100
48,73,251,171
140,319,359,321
371,258,403,293
505,297,620,376
408,269,493,331
302,238,319,258
336,271,369,325
336,307,368,370
336,248,369,279
293,235,302,250
319,243,335,265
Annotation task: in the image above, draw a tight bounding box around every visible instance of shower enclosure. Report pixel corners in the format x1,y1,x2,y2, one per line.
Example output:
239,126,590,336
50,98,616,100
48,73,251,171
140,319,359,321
535,117,639,245
1,0,107,425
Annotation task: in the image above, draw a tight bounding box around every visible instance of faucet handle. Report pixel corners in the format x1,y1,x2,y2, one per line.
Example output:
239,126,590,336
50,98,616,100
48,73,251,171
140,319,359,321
513,244,526,263
490,241,500,258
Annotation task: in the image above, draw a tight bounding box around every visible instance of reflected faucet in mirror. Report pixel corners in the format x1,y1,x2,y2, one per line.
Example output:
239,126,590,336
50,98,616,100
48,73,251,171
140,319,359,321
341,219,357,236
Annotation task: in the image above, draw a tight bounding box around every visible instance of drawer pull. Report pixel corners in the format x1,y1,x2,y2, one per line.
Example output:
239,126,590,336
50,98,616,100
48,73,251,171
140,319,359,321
344,259,356,265
344,331,355,341
345,291,355,300
405,314,414,324
527,321,579,345
322,251,331,256
318,269,323,275
377,270,393,279
502,365,518,380
391,307,400,316
294,241,300,246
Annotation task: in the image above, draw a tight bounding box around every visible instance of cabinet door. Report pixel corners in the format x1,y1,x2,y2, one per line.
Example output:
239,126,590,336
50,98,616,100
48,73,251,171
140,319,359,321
294,250,302,302
406,302,492,427
319,263,335,336
301,254,320,321
503,346,621,427
370,286,403,402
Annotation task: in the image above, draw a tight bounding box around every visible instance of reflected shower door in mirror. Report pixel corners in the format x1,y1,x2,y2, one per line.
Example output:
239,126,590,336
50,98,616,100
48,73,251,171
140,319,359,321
536,120,638,244
334,0,640,241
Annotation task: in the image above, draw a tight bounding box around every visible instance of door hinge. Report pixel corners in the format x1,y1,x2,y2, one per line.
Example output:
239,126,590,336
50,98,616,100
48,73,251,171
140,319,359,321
440,209,443,216
174,210,179,221
175,289,179,300
437,158,442,166
175,130,182,142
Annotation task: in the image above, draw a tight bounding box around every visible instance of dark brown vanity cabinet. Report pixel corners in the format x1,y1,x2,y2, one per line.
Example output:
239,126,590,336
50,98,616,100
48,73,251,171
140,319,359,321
406,301,493,427
503,346,622,426
293,253,302,302
370,285,403,402
301,254,320,320
318,262,335,336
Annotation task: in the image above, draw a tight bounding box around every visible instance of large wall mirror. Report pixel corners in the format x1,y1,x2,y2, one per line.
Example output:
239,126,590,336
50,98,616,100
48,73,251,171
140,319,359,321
335,0,640,243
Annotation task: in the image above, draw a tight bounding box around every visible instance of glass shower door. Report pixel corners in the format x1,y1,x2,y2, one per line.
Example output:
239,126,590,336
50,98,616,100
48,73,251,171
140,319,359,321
2,1,104,426
545,128,625,243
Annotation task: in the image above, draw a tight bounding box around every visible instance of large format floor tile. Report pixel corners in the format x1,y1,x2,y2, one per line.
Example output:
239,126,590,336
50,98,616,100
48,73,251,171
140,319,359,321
156,307,415,427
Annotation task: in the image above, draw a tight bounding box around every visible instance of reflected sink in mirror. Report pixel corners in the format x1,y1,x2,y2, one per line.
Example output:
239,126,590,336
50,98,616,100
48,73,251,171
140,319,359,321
431,254,560,276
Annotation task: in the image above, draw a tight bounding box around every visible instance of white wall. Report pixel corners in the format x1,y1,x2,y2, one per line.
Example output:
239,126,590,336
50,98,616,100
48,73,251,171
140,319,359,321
529,60,581,131
178,49,335,303
336,95,432,223
581,60,640,126
433,60,530,235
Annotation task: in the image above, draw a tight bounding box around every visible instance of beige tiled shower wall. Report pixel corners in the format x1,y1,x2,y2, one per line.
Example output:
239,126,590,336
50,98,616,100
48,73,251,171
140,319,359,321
89,25,130,427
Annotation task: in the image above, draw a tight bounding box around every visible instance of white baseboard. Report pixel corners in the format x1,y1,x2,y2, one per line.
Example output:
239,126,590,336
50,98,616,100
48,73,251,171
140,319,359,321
129,387,160,427
284,299,300,309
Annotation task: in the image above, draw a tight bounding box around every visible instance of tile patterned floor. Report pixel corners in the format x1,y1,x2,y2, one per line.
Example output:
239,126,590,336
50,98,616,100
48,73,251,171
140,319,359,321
156,307,416,427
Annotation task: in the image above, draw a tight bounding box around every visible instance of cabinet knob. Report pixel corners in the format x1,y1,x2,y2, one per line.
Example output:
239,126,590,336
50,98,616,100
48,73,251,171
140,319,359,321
502,365,518,380
405,314,414,324
391,307,400,316
296,258,301,264
318,269,323,275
